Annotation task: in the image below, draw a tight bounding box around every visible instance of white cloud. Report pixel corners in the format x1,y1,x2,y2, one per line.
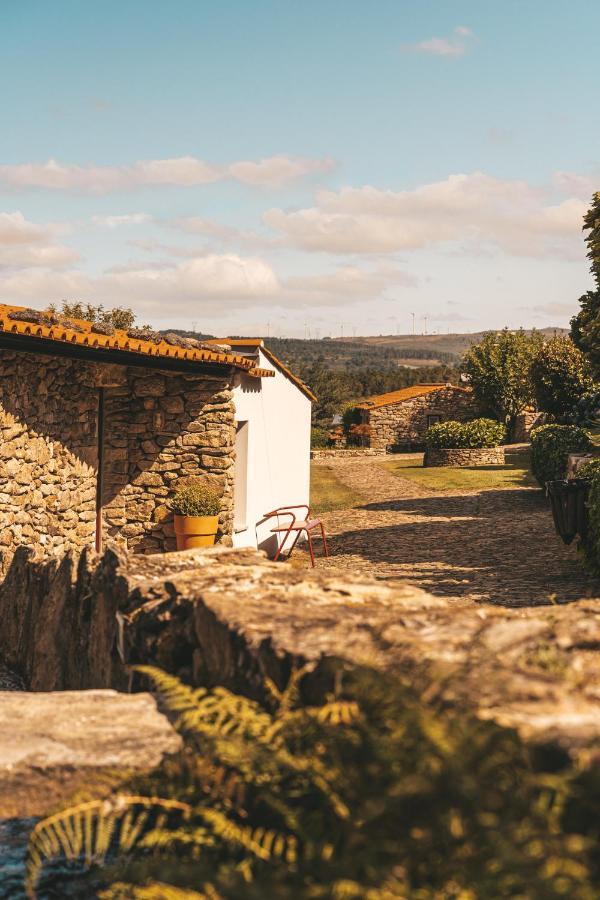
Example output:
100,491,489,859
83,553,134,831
283,264,416,308
552,171,600,200
0,252,280,319
229,155,335,187
0,211,78,268
264,172,588,259
0,154,336,194
170,216,278,252
407,25,475,58
91,213,152,228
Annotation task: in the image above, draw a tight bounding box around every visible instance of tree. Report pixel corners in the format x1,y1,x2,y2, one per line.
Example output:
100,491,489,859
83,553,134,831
462,328,543,426
48,301,137,331
531,335,595,422
571,193,600,373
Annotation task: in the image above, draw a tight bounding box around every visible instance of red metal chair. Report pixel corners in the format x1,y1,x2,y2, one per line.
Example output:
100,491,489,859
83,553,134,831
256,504,330,567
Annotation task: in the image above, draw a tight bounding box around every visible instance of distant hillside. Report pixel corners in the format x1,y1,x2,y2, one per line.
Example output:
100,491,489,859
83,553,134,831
161,327,569,371
263,328,568,373
329,328,570,361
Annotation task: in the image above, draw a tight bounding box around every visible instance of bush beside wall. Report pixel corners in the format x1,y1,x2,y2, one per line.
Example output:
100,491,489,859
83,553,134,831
425,418,505,450
530,424,592,487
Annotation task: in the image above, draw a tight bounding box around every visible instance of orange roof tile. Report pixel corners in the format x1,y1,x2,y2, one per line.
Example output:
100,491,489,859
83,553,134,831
0,304,274,378
356,383,470,410
205,338,317,402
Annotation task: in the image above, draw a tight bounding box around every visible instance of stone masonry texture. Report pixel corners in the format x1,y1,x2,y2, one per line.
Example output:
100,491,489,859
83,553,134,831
1,544,600,762
0,350,236,568
362,387,479,451
423,447,506,467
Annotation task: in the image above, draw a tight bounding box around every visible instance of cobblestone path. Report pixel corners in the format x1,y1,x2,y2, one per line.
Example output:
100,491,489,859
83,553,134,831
299,456,600,607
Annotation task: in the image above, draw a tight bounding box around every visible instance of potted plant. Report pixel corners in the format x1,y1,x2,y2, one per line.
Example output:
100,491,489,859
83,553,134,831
546,478,590,545
169,482,221,551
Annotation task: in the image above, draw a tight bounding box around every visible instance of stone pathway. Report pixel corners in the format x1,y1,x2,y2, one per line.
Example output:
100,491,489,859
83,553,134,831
299,455,600,607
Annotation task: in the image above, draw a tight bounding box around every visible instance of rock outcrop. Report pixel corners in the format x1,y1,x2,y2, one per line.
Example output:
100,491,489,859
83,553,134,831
0,690,181,817
1,544,600,760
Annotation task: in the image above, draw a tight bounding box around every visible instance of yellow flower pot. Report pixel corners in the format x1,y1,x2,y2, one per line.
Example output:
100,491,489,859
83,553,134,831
173,514,219,550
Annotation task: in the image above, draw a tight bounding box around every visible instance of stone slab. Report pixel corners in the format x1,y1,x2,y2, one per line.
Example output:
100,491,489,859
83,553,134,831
0,690,181,816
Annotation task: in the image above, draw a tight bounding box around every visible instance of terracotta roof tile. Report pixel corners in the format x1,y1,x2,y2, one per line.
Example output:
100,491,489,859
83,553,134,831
0,304,274,377
205,338,317,402
356,383,470,410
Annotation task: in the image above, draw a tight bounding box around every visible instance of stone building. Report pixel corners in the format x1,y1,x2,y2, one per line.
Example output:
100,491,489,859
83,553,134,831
355,383,478,451
0,304,286,568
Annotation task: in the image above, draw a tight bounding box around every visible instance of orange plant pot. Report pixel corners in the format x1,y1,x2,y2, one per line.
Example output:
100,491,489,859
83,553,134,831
173,514,219,550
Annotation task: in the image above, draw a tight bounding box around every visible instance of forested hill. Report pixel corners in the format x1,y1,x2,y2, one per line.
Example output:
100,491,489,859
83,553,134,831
163,328,567,425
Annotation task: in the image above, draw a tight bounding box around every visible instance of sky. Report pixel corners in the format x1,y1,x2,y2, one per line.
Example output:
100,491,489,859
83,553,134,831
0,0,599,338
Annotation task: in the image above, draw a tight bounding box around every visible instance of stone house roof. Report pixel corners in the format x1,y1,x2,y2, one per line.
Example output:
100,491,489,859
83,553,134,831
0,304,274,378
205,337,317,402
356,383,471,411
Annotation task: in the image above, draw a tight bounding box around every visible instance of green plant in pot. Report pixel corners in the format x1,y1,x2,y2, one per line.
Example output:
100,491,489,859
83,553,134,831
169,481,221,550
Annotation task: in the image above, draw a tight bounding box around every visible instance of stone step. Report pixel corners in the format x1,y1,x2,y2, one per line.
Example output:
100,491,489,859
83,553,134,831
0,689,180,817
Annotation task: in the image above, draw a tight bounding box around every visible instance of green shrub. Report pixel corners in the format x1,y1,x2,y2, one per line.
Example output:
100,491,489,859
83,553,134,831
425,418,505,449
531,335,595,422
169,482,221,517
25,664,600,899
582,471,600,573
572,457,600,480
530,424,592,487
311,426,330,449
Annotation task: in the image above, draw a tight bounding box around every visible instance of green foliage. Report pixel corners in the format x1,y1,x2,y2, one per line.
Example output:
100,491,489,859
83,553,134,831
169,483,221,517
572,458,600,481
47,301,138,331
531,336,595,422
530,424,592,487
583,192,600,288
310,427,330,449
580,467,600,573
341,404,361,431
425,418,505,449
25,664,600,899
571,194,600,375
462,328,543,424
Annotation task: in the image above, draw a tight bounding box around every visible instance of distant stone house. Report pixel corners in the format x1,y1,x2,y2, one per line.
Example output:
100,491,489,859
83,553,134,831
0,305,312,569
355,383,478,451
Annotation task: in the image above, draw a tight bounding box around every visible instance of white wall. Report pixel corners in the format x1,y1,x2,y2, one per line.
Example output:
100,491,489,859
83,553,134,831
231,347,312,552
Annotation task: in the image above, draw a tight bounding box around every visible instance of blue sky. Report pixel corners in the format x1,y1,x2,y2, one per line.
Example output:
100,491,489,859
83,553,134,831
0,0,598,336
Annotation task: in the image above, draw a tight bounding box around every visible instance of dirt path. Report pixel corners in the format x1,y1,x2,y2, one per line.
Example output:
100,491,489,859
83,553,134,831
301,456,600,607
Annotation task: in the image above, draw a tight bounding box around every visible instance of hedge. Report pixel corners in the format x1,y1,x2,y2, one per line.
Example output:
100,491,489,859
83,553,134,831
530,424,592,487
425,418,506,450
570,458,600,573
311,426,330,449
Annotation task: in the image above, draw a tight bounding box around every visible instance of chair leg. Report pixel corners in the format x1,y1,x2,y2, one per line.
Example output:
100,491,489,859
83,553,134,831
306,529,316,567
273,527,292,562
320,523,330,558
287,529,303,558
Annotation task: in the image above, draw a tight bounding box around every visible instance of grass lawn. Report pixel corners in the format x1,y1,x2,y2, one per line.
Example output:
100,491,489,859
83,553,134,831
381,448,537,492
310,463,364,512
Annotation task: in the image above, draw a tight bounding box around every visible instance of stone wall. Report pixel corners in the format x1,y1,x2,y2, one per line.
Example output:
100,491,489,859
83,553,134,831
512,407,545,443
0,350,236,567
424,446,506,467
311,447,387,459
0,352,98,563
363,387,478,451
2,544,600,759
102,370,235,553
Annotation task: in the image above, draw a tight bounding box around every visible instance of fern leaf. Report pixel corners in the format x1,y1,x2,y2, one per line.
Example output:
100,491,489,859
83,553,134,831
99,883,217,900
25,795,191,898
199,807,295,863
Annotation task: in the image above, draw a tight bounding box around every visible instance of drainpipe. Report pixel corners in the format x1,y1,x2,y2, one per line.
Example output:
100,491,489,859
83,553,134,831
95,387,105,554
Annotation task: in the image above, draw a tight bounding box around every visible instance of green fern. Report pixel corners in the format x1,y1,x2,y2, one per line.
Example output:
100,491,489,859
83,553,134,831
100,883,219,899
25,796,191,898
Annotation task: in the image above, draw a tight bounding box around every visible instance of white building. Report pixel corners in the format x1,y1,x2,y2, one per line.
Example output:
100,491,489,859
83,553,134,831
206,339,315,553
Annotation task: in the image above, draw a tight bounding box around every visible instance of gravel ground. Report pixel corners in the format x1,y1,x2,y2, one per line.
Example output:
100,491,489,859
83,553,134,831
301,455,600,606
